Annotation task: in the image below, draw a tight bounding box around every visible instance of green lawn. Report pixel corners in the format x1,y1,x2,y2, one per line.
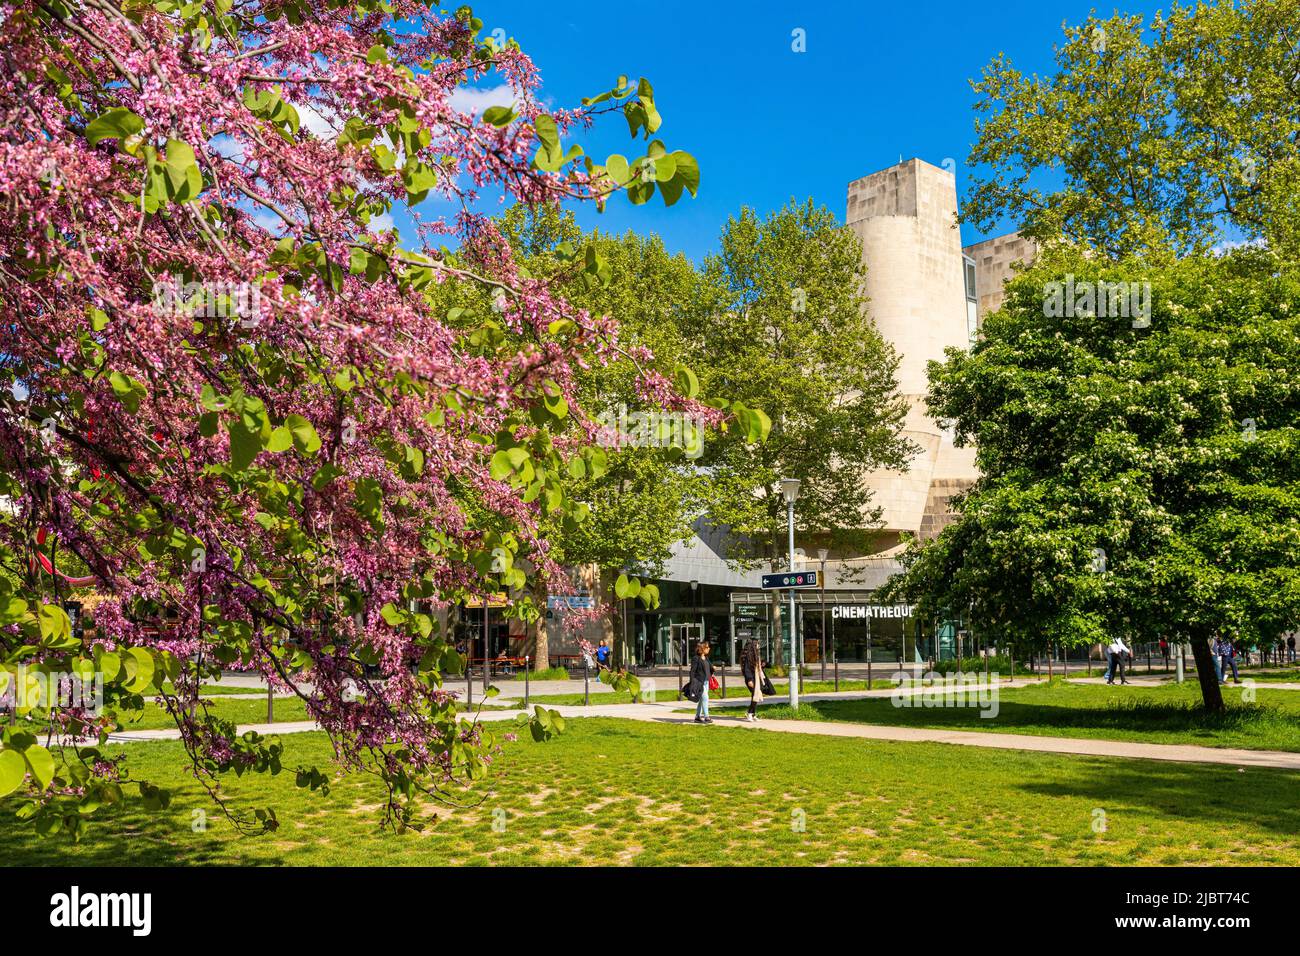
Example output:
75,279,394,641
3,718,1297,865
128,696,515,731
129,696,314,730
750,680,1300,752
1118,666,1300,684
160,683,272,697
1235,669,1300,683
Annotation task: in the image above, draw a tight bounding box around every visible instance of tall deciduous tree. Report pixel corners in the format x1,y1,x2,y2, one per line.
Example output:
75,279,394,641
966,0,1300,260
493,206,766,668
890,249,1300,711
0,0,711,836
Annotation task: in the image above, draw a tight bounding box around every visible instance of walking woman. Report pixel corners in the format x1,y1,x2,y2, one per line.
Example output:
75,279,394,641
741,639,765,722
689,641,714,724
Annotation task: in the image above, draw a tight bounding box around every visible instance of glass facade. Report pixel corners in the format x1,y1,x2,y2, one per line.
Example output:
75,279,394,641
728,592,924,666
619,584,971,667
628,580,733,666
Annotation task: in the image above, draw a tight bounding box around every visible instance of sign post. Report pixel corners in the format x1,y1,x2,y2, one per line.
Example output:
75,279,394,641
759,570,819,591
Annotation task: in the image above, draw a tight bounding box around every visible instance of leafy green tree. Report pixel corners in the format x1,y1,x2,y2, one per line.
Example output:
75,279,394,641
493,206,758,667
966,0,1300,260
891,249,1300,710
690,199,913,658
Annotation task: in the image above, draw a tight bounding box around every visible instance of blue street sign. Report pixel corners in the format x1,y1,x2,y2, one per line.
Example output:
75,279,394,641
547,594,595,610
760,570,819,590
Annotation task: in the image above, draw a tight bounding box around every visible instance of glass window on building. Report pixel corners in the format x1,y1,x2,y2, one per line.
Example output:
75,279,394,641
963,256,979,347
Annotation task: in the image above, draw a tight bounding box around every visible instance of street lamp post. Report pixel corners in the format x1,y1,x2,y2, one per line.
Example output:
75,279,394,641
817,548,829,683
690,579,699,662
779,478,802,708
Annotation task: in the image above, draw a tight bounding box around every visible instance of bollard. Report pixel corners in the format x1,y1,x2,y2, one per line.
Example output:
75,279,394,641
467,661,473,709
583,658,590,707
721,664,726,701
1176,645,1185,684
524,655,530,709
267,684,274,724
836,655,841,692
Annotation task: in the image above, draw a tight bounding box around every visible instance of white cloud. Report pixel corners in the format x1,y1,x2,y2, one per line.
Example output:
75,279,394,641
298,102,341,141
449,84,517,117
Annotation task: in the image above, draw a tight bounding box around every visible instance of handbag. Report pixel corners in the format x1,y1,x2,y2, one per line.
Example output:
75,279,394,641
708,675,720,691
760,674,776,696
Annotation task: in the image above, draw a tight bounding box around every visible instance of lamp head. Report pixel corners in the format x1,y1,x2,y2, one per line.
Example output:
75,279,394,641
778,477,801,504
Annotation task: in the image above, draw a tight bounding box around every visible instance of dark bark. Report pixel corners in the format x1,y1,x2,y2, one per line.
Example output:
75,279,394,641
1189,633,1225,712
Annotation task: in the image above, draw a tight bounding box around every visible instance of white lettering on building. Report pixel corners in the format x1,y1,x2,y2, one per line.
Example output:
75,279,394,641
830,605,914,620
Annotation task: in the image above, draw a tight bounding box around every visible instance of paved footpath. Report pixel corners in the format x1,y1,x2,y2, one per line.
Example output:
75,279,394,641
107,685,1300,772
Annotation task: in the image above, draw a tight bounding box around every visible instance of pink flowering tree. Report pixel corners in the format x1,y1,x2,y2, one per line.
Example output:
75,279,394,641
0,0,766,837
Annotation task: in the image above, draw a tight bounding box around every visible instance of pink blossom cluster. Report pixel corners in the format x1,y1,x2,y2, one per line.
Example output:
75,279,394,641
0,0,710,817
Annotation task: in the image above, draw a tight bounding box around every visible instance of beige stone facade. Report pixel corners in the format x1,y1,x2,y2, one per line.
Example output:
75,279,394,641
847,159,1035,546
962,232,1039,318
847,159,979,543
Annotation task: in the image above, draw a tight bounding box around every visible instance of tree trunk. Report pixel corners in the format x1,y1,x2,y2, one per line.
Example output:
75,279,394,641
528,577,549,671
613,598,631,669
1189,633,1225,712
598,568,619,666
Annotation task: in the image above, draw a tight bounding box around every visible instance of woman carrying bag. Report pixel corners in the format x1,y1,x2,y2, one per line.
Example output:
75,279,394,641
741,639,767,722
689,641,714,724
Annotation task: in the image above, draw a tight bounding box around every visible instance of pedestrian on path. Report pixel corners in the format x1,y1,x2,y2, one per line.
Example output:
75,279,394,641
741,639,765,722
1105,637,1131,684
1289,634,1297,664
1215,634,1240,684
689,641,714,724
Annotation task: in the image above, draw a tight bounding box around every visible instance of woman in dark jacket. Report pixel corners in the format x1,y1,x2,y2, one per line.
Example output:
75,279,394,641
741,639,765,722
689,641,714,724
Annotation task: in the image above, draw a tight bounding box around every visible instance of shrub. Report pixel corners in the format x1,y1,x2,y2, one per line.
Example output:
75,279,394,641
509,666,571,681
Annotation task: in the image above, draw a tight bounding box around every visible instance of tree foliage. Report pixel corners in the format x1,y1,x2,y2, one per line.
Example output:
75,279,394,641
966,0,1300,260
889,249,1300,710
0,0,712,836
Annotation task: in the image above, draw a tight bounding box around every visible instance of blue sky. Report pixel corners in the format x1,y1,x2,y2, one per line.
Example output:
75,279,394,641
424,0,1170,262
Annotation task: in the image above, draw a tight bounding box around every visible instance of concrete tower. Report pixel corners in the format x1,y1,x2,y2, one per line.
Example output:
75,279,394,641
847,158,979,545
